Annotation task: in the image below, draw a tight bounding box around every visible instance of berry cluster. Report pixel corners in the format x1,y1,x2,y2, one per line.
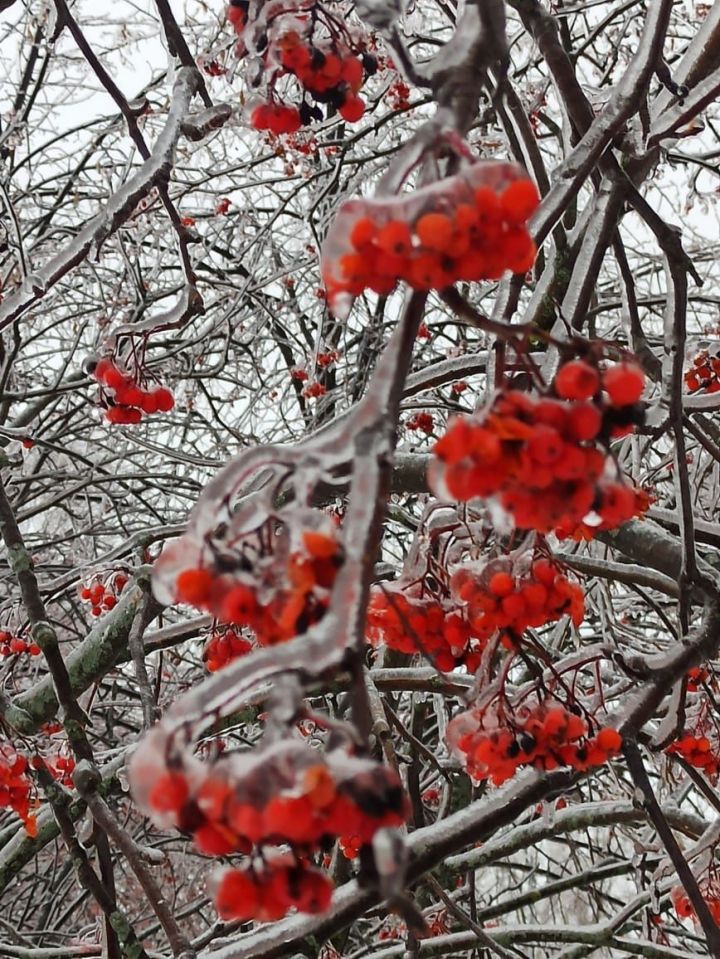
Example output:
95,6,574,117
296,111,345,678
322,162,539,317
49,755,76,788
687,666,710,692
134,738,406,922
667,735,720,779
0,630,40,658
91,358,174,425
173,516,342,647
448,700,622,785
302,381,328,399
229,1,375,136
451,556,584,646
431,358,648,536
387,78,411,110
367,546,584,670
251,103,303,135
366,587,480,673
0,743,36,835
203,626,254,672
79,572,128,617
406,412,434,434
684,350,720,394
673,876,720,925
216,857,333,922
666,696,720,780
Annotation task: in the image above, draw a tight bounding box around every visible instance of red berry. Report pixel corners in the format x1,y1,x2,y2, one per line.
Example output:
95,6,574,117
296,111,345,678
215,869,260,922
176,568,214,606
488,572,514,597
566,402,602,441
500,179,540,225
339,95,365,123
603,363,645,407
154,388,175,412
554,361,600,401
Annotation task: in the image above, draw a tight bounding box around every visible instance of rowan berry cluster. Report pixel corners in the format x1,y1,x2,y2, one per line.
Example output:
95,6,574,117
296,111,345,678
216,858,333,922
338,834,362,859
203,626,254,672
406,412,434,434
228,0,375,135
0,743,36,835
322,162,539,317
684,350,720,393
687,666,710,692
135,738,406,922
91,357,174,424
366,586,481,673
673,874,720,925
302,381,328,399
49,755,76,788
387,78,411,110
431,358,648,536
450,556,585,646
0,630,41,658
666,696,720,780
367,539,584,670
78,571,128,617
173,515,343,647
667,735,720,778
448,700,622,786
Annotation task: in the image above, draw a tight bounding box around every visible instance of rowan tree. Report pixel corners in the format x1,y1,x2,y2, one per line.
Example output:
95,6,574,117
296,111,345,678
1,1,720,958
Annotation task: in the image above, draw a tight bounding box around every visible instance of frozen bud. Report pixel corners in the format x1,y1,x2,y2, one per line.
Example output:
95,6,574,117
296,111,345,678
82,354,100,376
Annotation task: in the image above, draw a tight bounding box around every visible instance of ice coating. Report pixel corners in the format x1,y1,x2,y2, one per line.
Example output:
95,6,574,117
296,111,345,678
321,160,538,319
152,536,204,606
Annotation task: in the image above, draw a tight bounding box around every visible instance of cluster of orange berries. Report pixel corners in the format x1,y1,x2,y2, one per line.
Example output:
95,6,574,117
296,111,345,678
673,878,720,925
450,557,585,646
448,700,622,786
0,744,36,836
174,520,342,647
406,412,434,434
276,34,370,121
91,357,174,425
302,381,328,399
203,626,254,672
666,691,720,777
687,666,710,692
387,78,411,110
431,358,648,536
338,834,363,859
366,587,480,673
229,0,375,135
322,164,539,316
684,350,720,394
78,571,128,617
667,735,720,779
367,550,584,670
142,741,406,921
0,630,40,658
49,755,76,788
216,857,333,922
250,103,304,135
146,744,406,852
